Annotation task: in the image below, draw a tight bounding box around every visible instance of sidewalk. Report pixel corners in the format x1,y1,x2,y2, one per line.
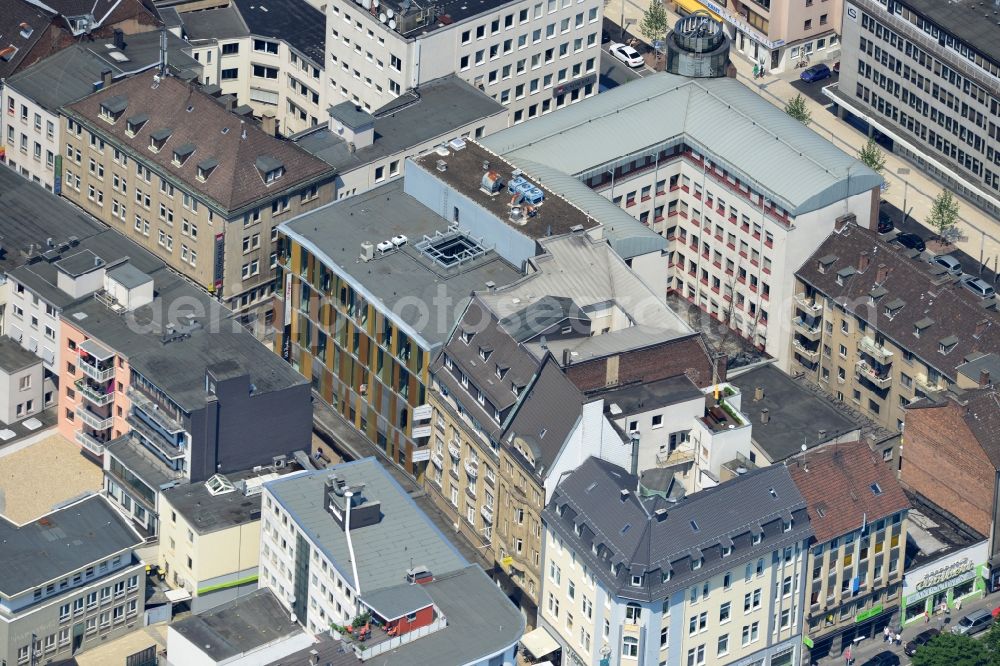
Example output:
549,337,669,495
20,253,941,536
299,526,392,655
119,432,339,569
611,0,1000,273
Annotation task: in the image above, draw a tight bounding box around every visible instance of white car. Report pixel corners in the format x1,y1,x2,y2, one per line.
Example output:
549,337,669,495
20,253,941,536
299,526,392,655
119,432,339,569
610,43,644,68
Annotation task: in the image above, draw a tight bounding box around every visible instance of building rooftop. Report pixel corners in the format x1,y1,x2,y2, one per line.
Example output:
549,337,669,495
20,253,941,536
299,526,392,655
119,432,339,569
294,75,504,172
170,588,301,662
280,181,522,350
365,0,523,39
0,336,40,373
414,141,602,240
161,470,280,534
179,4,249,42
957,352,1000,387
105,434,183,492
729,364,862,463
265,458,468,594
898,0,1000,69
796,224,1000,384
481,73,882,216
905,491,986,570
0,494,141,596
907,388,1000,469
786,439,910,543
0,1,53,78
0,167,105,274
65,73,334,214
544,457,811,602
232,0,325,64
590,373,704,417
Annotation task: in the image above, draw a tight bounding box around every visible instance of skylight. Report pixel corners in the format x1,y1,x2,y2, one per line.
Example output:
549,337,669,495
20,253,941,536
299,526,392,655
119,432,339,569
206,473,235,496
870,483,882,496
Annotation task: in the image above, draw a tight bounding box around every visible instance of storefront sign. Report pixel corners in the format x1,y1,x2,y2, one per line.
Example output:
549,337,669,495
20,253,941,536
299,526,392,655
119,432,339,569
213,232,225,292
413,404,432,421
553,74,596,98
856,604,883,623
697,0,785,49
916,557,975,591
907,569,977,605
802,635,814,649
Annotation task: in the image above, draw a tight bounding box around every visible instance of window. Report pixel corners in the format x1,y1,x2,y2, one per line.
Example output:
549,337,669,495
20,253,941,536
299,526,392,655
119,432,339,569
720,601,731,622
222,42,239,55
254,39,279,54
622,636,639,658
221,68,239,80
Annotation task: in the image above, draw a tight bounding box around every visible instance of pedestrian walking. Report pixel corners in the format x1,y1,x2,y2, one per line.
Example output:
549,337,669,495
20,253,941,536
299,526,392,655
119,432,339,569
883,626,891,642
925,610,930,623
895,631,902,646
753,63,759,78
844,645,853,665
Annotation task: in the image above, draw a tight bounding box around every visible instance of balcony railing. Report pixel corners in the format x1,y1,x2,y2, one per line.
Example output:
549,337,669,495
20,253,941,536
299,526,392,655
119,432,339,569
447,441,461,460
793,317,822,341
915,374,944,394
76,430,106,457
794,293,823,314
431,451,445,469
78,356,114,382
793,340,820,360
656,446,695,466
127,387,185,434
127,413,185,460
465,459,479,478
856,360,892,388
76,406,114,430
75,378,116,406
481,505,494,524
859,336,893,363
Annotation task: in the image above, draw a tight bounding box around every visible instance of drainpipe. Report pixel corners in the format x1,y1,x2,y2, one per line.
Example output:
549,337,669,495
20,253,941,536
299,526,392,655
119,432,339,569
344,491,361,596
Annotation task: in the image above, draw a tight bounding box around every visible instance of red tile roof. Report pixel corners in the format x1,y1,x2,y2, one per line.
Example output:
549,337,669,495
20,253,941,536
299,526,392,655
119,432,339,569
786,439,909,543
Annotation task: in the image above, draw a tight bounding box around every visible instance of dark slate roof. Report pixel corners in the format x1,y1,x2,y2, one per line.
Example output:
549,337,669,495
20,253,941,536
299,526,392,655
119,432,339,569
65,74,334,214
6,46,111,112
0,495,141,596
294,76,503,172
105,434,183,493
589,373,704,417
787,439,910,543
729,364,862,462
0,336,40,373
896,0,1000,68
544,457,812,602
180,4,249,41
796,224,1000,384
360,582,433,621
232,0,324,64
170,589,300,661
498,295,587,342
328,101,373,130
55,249,104,277
0,1,53,79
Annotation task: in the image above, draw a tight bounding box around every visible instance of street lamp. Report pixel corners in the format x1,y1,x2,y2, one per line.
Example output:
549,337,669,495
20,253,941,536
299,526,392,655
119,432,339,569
896,167,910,223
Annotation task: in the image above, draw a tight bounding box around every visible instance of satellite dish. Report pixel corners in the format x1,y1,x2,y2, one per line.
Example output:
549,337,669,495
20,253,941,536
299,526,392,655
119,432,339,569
362,0,370,8
389,18,397,28
386,8,394,17
372,0,379,6
379,11,387,21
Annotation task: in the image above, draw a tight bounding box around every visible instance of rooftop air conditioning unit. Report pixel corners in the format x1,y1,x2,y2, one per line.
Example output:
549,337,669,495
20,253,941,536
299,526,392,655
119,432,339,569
360,241,375,262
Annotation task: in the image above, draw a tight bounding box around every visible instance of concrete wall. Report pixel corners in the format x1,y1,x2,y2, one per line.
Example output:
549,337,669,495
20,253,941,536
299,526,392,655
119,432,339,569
1,87,61,190
7,278,61,373
0,357,43,424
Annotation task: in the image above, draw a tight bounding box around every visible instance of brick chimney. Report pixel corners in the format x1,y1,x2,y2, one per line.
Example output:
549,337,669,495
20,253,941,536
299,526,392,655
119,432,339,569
261,112,278,137
835,213,856,233
876,263,889,284
858,251,870,273
980,369,992,389
760,408,770,424
975,319,990,338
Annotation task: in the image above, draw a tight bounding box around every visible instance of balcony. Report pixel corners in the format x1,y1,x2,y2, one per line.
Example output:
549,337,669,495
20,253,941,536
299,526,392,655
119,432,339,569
431,451,445,469
656,446,695,466
856,360,892,389
78,356,114,382
75,378,116,406
481,505,494,524
448,441,461,460
793,317,822,341
127,388,185,434
76,406,114,430
465,459,479,478
792,340,820,360
75,430,106,457
915,374,944,394
127,412,185,460
794,292,823,314
859,336,893,364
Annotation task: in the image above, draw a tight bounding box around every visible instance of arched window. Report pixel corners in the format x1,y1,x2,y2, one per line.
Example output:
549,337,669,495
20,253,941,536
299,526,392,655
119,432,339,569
625,602,642,623
622,635,639,657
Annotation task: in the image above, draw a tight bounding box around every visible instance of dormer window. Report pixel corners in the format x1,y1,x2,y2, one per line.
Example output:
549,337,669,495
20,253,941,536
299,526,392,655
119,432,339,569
479,346,492,361
752,532,762,545
256,156,285,184
883,298,904,319
172,143,196,167
722,545,732,557
630,574,643,587
148,128,172,153
99,96,127,124
512,382,523,397
496,364,507,380
691,558,702,571
783,519,792,532
125,113,148,137
19,22,33,39
661,570,672,582
938,335,958,355
460,329,472,345
196,157,218,182
914,317,933,338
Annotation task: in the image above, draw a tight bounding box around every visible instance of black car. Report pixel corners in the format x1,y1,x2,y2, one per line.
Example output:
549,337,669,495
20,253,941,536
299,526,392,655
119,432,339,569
601,30,611,44
895,232,926,252
905,627,940,656
860,651,901,666
877,209,894,234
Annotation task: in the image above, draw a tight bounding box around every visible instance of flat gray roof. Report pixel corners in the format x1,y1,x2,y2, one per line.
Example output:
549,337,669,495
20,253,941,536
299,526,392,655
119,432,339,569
105,435,183,493
361,582,432,620
0,494,141,596
265,458,468,594
280,181,522,350
161,470,276,534
898,0,1000,68
180,4,249,42
170,589,300,661
0,336,40,373
592,373,704,417
957,352,1000,385
108,262,151,289
55,249,104,277
481,73,882,216
295,76,504,172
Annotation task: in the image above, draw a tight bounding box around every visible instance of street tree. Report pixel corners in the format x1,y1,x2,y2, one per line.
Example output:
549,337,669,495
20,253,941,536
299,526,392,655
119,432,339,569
639,0,668,44
857,137,887,176
784,94,811,124
926,189,961,242
911,632,987,666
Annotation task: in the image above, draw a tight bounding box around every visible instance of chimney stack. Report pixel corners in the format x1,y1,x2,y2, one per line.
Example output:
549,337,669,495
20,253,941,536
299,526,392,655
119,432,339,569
876,263,889,284
975,319,990,338
261,112,277,137
760,408,770,425
834,212,856,233
113,28,125,50
563,348,572,366
753,386,764,402
980,369,992,389
858,251,870,273
101,69,113,88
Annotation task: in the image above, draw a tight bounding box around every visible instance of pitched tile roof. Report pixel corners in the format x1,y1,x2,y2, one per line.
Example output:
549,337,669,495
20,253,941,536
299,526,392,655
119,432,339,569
795,224,1000,382
786,439,910,543
65,73,334,213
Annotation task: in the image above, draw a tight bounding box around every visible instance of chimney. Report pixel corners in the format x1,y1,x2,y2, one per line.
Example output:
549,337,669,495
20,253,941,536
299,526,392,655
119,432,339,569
113,28,125,50
858,251,870,273
562,348,572,366
818,429,827,440
980,369,992,389
619,489,629,502
101,69,113,88
753,386,764,402
834,212,856,233
261,112,277,137
975,319,990,338
485,280,496,293
760,408,770,425
876,263,889,284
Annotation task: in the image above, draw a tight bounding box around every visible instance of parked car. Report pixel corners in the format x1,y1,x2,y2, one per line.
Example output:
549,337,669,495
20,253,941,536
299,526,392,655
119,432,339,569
952,608,993,635
904,628,940,656
800,63,831,82
859,651,900,666
601,29,611,44
609,43,643,68
895,232,926,252
931,254,962,276
961,275,997,299
877,209,894,234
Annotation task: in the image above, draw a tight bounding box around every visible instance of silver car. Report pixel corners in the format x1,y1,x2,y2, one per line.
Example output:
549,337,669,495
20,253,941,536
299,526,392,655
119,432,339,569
961,275,997,299
932,254,962,276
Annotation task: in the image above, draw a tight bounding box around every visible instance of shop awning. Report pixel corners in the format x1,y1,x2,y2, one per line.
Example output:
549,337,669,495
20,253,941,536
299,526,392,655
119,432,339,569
521,627,560,658
672,0,723,22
